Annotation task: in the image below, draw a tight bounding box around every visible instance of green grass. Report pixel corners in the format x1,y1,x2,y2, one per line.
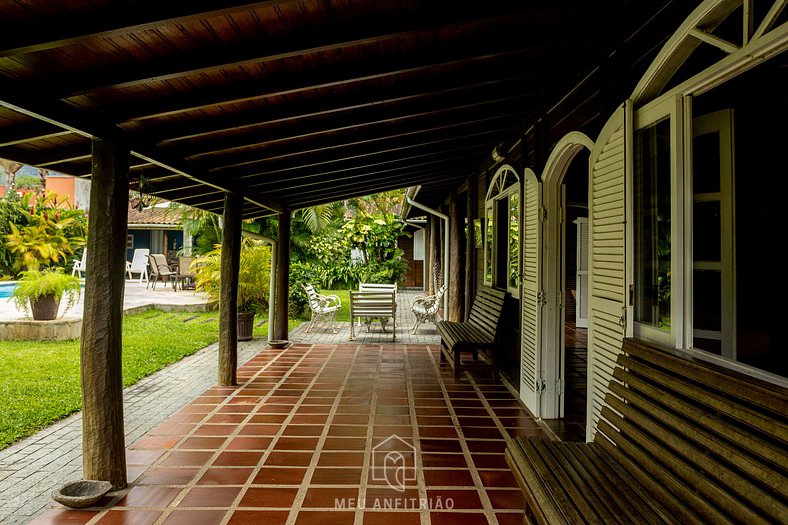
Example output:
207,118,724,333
0,309,301,450
321,289,351,322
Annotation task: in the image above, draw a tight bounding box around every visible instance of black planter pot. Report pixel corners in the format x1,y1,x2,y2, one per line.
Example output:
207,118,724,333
30,294,60,321
237,311,255,341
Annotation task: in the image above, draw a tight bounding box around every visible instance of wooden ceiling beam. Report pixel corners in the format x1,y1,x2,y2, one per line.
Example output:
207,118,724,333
0,142,91,169
147,74,534,145
283,175,468,209
0,121,72,148
114,47,535,122
265,168,468,204
181,93,531,161
244,147,490,194
54,11,543,97
0,1,294,58
233,127,513,182
0,81,284,214
208,114,520,175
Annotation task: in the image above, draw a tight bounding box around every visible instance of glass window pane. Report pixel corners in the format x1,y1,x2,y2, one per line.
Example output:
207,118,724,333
634,118,671,330
693,270,721,331
693,201,721,261
509,192,519,289
693,132,721,194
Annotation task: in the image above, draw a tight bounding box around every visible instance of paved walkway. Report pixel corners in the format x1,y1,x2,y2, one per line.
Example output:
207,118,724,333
0,288,444,523
290,289,442,346
0,280,213,321
27,343,541,525
0,334,266,525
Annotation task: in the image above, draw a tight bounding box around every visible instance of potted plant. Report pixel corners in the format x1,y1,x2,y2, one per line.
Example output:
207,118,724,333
193,240,271,341
12,268,81,320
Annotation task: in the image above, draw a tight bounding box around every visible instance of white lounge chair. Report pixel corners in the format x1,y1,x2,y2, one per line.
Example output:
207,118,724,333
71,250,87,277
303,284,341,333
411,284,446,333
126,248,150,283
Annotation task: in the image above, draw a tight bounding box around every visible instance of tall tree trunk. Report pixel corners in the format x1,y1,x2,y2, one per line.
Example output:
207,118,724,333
0,160,23,195
81,138,129,490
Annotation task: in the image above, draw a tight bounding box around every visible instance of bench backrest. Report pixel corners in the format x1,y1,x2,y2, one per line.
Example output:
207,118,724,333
466,286,507,340
359,282,397,292
349,290,396,318
595,338,788,524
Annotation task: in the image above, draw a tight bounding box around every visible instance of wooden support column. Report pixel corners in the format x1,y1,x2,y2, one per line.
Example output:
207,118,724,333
219,192,242,386
274,210,290,341
424,218,432,294
448,193,464,322
465,176,477,320
428,215,438,294
81,137,129,490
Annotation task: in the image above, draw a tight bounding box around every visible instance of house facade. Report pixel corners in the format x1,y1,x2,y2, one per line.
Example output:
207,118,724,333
409,0,787,440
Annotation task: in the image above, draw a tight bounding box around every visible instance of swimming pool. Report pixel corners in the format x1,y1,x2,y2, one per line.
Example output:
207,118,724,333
0,283,16,299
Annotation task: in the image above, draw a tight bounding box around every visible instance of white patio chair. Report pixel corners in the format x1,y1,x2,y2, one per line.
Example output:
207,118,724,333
303,284,342,334
411,284,446,333
126,248,150,283
71,249,87,277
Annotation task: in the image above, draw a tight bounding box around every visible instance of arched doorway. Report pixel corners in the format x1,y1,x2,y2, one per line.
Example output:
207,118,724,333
541,132,593,440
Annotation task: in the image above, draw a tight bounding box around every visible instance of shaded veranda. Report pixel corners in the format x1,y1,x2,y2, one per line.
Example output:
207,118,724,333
31,342,543,525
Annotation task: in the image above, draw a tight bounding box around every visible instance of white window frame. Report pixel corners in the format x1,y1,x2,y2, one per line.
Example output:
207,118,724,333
628,95,685,348
485,165,521,295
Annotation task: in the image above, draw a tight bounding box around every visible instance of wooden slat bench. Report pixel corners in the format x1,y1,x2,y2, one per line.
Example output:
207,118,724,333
505,338,788,524
436,286,507,382
348,290,396,341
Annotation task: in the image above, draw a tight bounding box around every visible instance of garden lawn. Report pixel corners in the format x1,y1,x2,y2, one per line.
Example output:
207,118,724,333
321,289,351,322
0,309,300,450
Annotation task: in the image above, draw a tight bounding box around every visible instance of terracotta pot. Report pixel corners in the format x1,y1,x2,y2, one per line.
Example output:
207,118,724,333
30,293,61,321
237,311,255,341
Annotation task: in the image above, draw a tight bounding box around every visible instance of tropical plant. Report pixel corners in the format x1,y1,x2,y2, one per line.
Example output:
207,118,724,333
192,240,272,314
341,212,409,285
167,203,222,256
2,191,86,274
11,268,81,317
289,261,316,316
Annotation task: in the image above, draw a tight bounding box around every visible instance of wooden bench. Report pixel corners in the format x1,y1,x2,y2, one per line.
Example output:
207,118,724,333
348,290,396,341
436,286,506,382
505,338,788,524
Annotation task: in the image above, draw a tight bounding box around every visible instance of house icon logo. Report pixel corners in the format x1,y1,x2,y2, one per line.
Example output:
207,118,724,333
371,435,417,492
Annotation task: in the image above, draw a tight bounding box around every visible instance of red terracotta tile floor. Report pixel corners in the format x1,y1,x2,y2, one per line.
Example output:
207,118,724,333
30,344,543,525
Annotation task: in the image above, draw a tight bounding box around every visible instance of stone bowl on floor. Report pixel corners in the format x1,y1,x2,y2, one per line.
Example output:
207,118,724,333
52,479,113,508
268,339,289,349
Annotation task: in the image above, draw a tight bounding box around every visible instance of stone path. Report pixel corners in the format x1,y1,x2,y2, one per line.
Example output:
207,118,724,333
289,289,442,346
0,339,266,525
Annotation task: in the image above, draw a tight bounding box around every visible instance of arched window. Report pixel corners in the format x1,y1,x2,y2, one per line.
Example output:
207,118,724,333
484,165,520,294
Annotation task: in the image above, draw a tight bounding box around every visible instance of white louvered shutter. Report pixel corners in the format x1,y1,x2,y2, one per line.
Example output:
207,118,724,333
588,101,631,439
520,170,543,416
575,218,589,328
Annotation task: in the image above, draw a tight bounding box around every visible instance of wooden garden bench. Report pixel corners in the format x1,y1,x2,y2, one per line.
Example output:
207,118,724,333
436,286,507,382
505,338,788,524
348,289,397,341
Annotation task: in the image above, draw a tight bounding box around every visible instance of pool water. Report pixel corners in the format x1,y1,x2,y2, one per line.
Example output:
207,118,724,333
0,283,16,299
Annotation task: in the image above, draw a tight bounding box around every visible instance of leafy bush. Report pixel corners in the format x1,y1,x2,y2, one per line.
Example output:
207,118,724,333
192,240,272,314
288,260,316,317
341,213,409,285
1,191,86,276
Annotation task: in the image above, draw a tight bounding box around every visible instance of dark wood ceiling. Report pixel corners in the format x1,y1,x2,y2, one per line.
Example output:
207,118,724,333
0,0,663,218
